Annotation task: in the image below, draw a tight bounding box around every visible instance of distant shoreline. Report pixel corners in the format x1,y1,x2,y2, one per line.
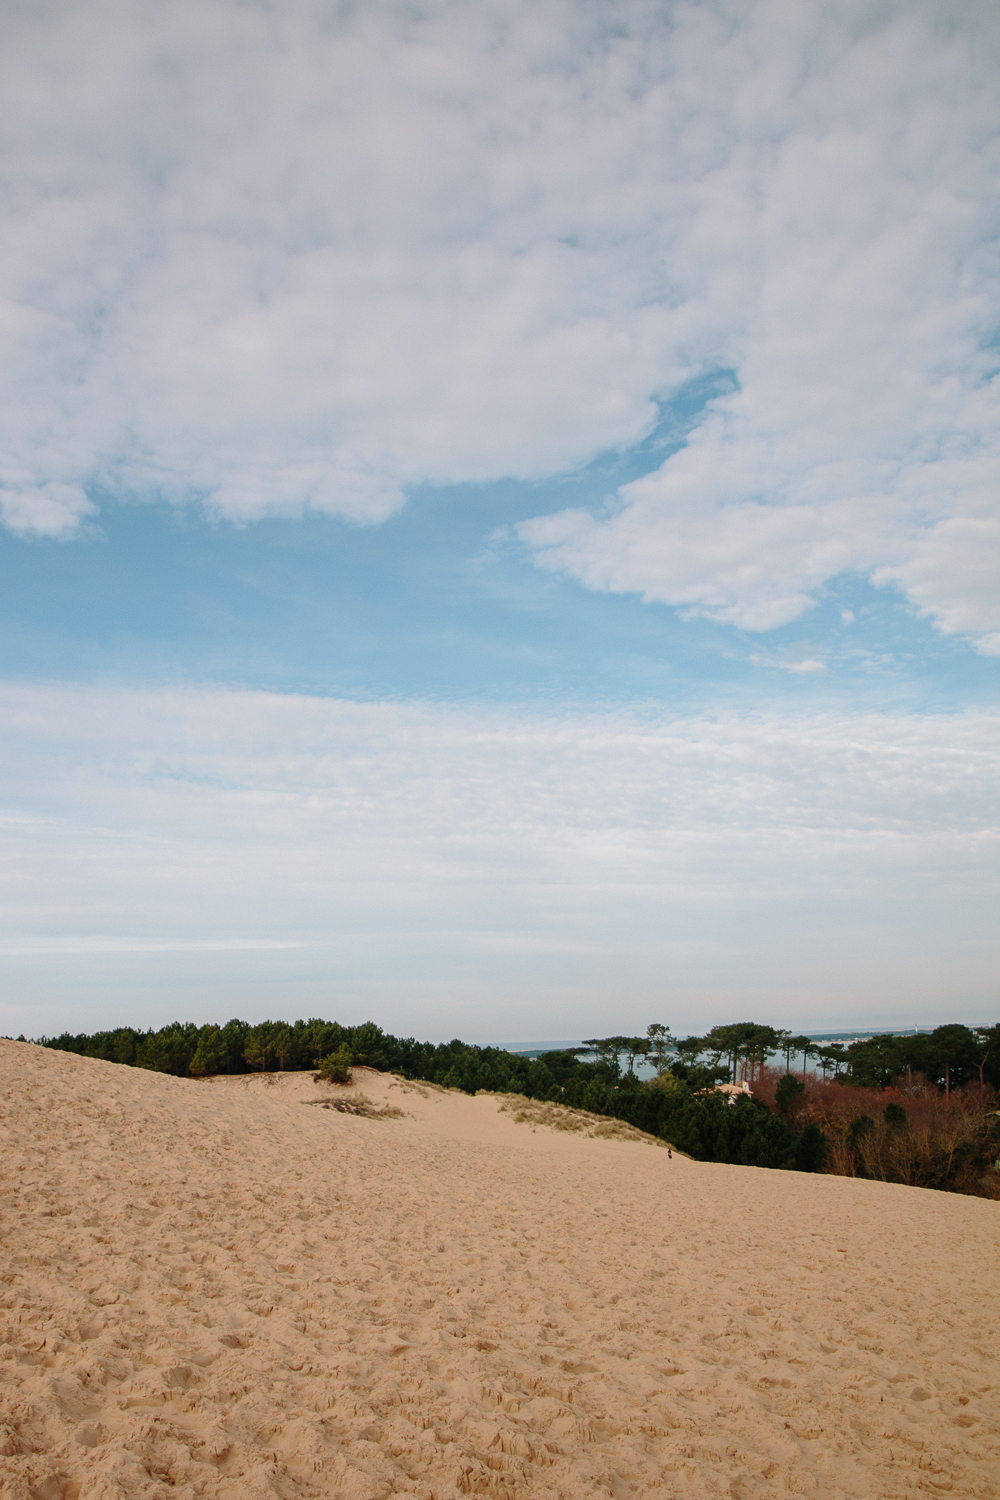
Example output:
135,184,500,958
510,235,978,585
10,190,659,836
497,1025,980,1060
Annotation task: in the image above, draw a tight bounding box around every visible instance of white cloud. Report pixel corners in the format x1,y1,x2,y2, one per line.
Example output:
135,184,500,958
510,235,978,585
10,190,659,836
516,1,1000,649
2,0,998,647
873,518,1000,653
1,683,997,1034
0,483,94,539
1,0,682,528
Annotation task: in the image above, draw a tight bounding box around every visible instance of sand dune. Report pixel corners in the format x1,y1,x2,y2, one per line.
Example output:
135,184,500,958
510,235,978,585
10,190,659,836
1,1041,998,1499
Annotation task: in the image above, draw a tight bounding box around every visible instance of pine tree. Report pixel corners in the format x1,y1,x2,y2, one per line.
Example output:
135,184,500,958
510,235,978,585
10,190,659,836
190,1024,227,1076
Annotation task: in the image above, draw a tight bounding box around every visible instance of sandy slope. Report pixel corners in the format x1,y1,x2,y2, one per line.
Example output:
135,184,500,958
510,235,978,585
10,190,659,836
1,1042,998,1500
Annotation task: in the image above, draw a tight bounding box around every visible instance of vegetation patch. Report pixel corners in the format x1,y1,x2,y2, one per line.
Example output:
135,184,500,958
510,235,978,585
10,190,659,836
389,1078,453,1097
303,1093,405,1120
494,1094,669,1147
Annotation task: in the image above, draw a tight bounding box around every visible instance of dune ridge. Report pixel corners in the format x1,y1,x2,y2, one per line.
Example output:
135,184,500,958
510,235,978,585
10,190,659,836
1,1039,998,1499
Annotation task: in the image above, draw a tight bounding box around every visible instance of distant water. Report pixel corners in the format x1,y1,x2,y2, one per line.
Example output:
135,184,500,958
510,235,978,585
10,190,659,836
496,1040,589,1057
498,1027,967,1057
494,1025,979,1078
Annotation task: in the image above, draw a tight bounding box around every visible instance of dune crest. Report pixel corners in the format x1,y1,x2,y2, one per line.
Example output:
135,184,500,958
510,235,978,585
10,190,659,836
2,1040,998,1499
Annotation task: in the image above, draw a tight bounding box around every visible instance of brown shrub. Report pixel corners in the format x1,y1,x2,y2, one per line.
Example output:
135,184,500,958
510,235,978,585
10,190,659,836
755,1068,1000,1197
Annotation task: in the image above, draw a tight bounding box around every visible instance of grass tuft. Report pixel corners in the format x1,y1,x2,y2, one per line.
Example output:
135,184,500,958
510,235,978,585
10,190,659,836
492,1094,670,1147
303,1094,405,1119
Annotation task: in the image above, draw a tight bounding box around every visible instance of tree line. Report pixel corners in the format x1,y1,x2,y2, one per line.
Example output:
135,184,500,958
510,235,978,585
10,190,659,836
33,1015,999,1190
580,1021,1000,1094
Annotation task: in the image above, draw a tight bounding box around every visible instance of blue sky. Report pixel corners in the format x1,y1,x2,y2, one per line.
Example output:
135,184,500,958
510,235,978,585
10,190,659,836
1,0,998,1041
3,457,995,715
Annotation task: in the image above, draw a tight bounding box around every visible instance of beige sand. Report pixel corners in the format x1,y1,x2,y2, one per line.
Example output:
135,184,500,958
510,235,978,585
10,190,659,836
1,1040,998,1500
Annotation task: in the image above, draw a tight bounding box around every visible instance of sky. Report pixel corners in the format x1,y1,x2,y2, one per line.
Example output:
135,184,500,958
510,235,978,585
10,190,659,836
1,0,998,1042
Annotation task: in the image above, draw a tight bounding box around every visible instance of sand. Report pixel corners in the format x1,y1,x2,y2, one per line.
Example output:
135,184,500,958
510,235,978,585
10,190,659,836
1,1041,998,1500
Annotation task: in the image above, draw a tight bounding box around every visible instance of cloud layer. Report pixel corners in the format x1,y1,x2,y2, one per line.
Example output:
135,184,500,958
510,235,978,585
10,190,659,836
2,1,998,647
2,683,997,1034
